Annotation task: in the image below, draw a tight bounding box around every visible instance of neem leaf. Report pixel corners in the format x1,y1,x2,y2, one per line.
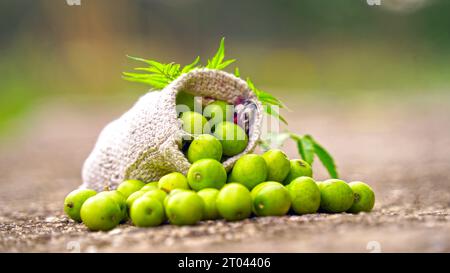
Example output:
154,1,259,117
263,103,288,125
305,135,339,178
262,132,291,149
292,135,315,165
181,56,200,74
206,37,235,70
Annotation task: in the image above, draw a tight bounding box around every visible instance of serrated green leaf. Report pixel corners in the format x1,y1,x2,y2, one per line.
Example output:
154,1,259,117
217,59,236,70
262,132,291,149
305,135,339,178
262,102,288,125
295,135,315,165
181,56,200,74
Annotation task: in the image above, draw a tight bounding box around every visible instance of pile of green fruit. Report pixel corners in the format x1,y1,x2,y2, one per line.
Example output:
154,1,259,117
65,145,375,231
59,38,379,232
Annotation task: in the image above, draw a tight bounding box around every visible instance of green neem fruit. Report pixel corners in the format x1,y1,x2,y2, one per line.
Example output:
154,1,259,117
262,149,290,182
203,100,233,122
64,189,97,222
347,181,375,213
251,182,291,216
197,188,220,220
229,154,268,190
187,159,227,191
126,190,147,212
80,195,121,231
141,189,167,204
213,121,248,156
165,191,204,225
319,179,354,213
180,111,210,136
97,191,128,222
283,159,313,185
130,197,165,227
286,177,321,215
158,172,190,193
163,188,188,208
176,91,199,112
141,182,159,191
117,179,145,198
187,134,223,163
216,183,252,221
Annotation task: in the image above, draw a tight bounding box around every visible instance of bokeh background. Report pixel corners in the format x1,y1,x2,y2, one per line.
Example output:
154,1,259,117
1,0,450,252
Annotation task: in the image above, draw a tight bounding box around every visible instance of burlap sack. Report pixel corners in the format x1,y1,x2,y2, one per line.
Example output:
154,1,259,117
81,69,263,191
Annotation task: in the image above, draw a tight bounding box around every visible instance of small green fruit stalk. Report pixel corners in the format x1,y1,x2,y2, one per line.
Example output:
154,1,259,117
197,188,221,220
216,183,252,221
228,154,268,190
64,189,97,222
80,194,122,231
347,181,375,213
213,121,248,156
283,159,313,185
187,159,227,191
286,177,321,215
158,172,190,193
117,179,146,198
262,149,290,182
251,182,291,216
130,197,165,227
165,191,205,226
187,134,223,163
319,179,354,213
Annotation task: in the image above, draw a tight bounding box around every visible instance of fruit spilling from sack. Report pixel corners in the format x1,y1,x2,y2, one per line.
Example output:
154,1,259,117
177,93,252,160
64,146,375,231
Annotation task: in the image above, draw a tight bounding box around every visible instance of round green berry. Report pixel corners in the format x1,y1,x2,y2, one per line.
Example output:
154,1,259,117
176,91,200,112
251,182,291,216
165,191,204,226
286,177,321,214
80,194,121,231
283,159,313,185
187,134,223,163
262,149,290,182
216,183,252,221
126,190,146,212
319,179,354,213
117,179,145,198
187,159,227,191
347,181,375,213
158,172,190,193
213,121,248,156
97,191,128,222
197,188,220,220
163,188,189,208
130,197,165,227
180,111,210,136
141,182,159,192
229,154,268,190
141,189,167,205
203,100,233,123
64,189,97,222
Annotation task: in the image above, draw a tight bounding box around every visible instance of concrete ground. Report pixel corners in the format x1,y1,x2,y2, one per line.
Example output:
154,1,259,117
0,92,449,252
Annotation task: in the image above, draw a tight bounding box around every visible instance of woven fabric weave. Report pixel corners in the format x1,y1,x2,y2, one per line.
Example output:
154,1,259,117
81,69,263,191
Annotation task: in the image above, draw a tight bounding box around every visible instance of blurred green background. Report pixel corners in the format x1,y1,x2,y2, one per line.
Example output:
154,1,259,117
1,0,450,136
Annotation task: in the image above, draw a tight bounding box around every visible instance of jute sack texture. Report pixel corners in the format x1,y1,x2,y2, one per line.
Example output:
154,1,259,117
81,69,263,191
